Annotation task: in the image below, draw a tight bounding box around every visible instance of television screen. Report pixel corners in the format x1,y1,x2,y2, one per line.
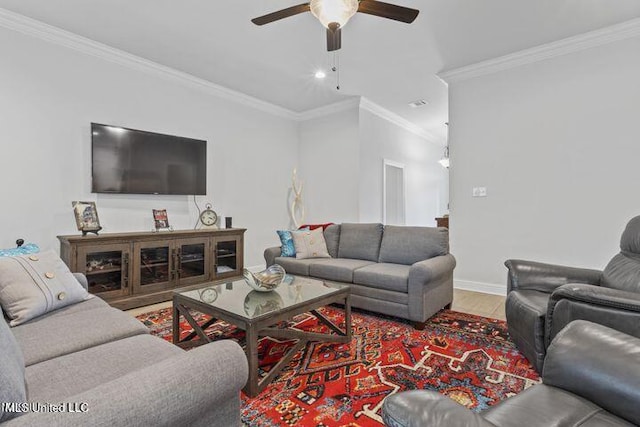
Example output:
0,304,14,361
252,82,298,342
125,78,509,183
91,123,206,195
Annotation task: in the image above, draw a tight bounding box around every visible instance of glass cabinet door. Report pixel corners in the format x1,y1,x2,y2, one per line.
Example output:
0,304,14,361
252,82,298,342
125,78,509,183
133,241,173,293
175,238,210,286
77,244,130,299
213,235,243,279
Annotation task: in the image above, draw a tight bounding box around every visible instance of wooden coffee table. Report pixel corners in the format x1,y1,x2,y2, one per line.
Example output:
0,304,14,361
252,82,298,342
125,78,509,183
172,275,351,397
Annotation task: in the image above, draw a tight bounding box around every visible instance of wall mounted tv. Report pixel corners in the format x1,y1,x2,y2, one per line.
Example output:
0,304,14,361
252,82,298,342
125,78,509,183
91,123,206,195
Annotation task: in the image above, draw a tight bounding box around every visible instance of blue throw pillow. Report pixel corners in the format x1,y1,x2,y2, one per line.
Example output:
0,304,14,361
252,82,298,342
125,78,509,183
0,243,40,257
277,228,308,257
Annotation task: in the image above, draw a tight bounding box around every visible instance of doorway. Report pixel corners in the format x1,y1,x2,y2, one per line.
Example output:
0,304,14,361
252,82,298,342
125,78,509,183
383,160,406,225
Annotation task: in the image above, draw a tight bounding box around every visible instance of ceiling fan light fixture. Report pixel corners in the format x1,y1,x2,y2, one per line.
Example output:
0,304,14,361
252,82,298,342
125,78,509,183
310,0,359,28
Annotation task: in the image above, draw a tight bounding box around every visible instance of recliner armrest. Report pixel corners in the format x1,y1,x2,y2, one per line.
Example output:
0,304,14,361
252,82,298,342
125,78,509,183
264,246,282,267
382,390,497,427
546,283,640,343
504,259,601,294
543,320,640,426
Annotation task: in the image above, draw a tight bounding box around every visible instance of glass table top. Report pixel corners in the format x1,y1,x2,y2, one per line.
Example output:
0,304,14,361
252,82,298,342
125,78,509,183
176,275,347,320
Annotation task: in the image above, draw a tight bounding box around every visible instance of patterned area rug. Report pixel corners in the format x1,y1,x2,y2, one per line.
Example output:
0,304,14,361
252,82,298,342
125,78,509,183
136,307,539,426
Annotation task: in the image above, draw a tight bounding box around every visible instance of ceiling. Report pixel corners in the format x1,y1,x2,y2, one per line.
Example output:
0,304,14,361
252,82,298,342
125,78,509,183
1,0,639,141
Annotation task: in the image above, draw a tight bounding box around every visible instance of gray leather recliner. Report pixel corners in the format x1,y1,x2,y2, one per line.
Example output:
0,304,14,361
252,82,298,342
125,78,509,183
381,320,640,427
504,215,640,372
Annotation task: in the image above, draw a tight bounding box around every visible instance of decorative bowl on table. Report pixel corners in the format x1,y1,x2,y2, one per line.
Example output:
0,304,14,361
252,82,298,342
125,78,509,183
243,264,286,292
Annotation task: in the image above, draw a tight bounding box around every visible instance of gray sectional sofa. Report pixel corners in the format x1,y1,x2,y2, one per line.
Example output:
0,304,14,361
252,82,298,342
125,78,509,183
265,223,456,328
1,274,248,426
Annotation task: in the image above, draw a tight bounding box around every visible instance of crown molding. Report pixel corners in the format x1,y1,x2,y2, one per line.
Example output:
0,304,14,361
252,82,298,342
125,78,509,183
296,97,361,121
359,98,439,143
439,17,640,84
0,8,298,120
0,8,441,138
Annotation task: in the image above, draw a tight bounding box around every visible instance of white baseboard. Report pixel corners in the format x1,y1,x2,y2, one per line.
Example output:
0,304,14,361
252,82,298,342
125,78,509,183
454,279,506,296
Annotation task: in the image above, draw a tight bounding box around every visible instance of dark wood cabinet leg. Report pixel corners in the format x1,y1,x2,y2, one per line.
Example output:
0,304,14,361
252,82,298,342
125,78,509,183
444,303,452,310
413,321,426,330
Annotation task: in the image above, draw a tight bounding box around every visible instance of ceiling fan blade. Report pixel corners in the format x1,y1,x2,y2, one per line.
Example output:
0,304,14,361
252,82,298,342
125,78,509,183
327,24,342,51
251,3,311,26
357,0,419,23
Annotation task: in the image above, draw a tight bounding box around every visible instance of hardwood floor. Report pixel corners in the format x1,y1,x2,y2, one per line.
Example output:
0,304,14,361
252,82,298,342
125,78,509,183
126,289,506,321
452,289,506,320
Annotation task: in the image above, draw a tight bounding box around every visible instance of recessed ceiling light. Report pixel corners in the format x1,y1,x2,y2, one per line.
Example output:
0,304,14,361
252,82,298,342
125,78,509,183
314,70,326,79
409,99,428,108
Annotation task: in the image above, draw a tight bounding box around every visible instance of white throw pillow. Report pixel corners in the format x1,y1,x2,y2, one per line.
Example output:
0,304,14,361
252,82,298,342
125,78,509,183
0,250,93,326
291,228,331,260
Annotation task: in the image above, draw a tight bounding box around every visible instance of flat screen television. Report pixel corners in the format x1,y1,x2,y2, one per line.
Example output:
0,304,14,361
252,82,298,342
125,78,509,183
91,123,206,195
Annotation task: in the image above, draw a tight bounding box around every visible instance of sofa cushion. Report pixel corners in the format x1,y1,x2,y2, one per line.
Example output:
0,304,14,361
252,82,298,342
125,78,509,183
338,223,384,262
483,384,633,427
309,258,375,283
379,226,448,265
353,263,410,293
323,224,341,258
0,319,26,422
274,257,329,276
25,334,183,402
12,306,149,366
0,250,93,326
505,290,549,372
602,253,640,294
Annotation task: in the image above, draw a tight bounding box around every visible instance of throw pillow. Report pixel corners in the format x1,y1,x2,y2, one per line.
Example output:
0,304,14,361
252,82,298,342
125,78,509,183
291,228,331,259
0,250,93,326
299,223,334,231
0,243,40,257
277,228,309,257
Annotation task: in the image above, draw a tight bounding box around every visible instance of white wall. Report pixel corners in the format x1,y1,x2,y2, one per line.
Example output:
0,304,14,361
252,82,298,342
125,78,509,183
297,107,361,224
0,27,299,267
359,109,449,225
449,36,640,292
297,103,448,226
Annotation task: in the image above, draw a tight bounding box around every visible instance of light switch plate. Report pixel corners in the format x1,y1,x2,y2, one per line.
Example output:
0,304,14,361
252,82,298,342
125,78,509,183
472,187,487,197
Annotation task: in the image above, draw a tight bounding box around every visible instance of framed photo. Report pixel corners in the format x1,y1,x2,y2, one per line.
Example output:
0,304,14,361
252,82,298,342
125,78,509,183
72,201,102,235
153,209,171,231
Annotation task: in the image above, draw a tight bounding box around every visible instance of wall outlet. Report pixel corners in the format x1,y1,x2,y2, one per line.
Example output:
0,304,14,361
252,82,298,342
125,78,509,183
472,187,487,197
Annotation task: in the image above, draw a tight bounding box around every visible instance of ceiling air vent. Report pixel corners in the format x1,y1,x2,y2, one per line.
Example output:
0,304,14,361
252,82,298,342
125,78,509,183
408,99,428,108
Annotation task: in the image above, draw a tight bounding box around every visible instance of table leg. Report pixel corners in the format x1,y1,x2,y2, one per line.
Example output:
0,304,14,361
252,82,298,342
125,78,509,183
172,298,180,344
345,294,352,341
244,325,260,397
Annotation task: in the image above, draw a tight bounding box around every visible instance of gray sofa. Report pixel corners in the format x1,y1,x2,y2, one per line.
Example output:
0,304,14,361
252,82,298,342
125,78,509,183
265,223,455,328
1,274,248,427
382,320,640,427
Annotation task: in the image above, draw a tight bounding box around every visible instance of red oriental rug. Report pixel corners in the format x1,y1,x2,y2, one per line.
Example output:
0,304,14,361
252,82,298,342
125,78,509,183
136,307,539,426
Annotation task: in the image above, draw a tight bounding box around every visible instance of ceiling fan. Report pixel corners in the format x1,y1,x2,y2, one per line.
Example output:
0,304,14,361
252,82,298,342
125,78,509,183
251,0,419,52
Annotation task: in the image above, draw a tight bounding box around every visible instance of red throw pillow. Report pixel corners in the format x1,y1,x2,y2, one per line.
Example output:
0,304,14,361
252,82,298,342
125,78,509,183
299,223,334,231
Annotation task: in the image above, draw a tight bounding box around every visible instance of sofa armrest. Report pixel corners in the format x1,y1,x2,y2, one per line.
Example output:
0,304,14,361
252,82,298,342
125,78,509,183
543,320,640,426
382,390,497,427
264,246,281,267
504,259,601,294
546,284,640,344
72,273,88,291
5,340,248,427
409,254,456,291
